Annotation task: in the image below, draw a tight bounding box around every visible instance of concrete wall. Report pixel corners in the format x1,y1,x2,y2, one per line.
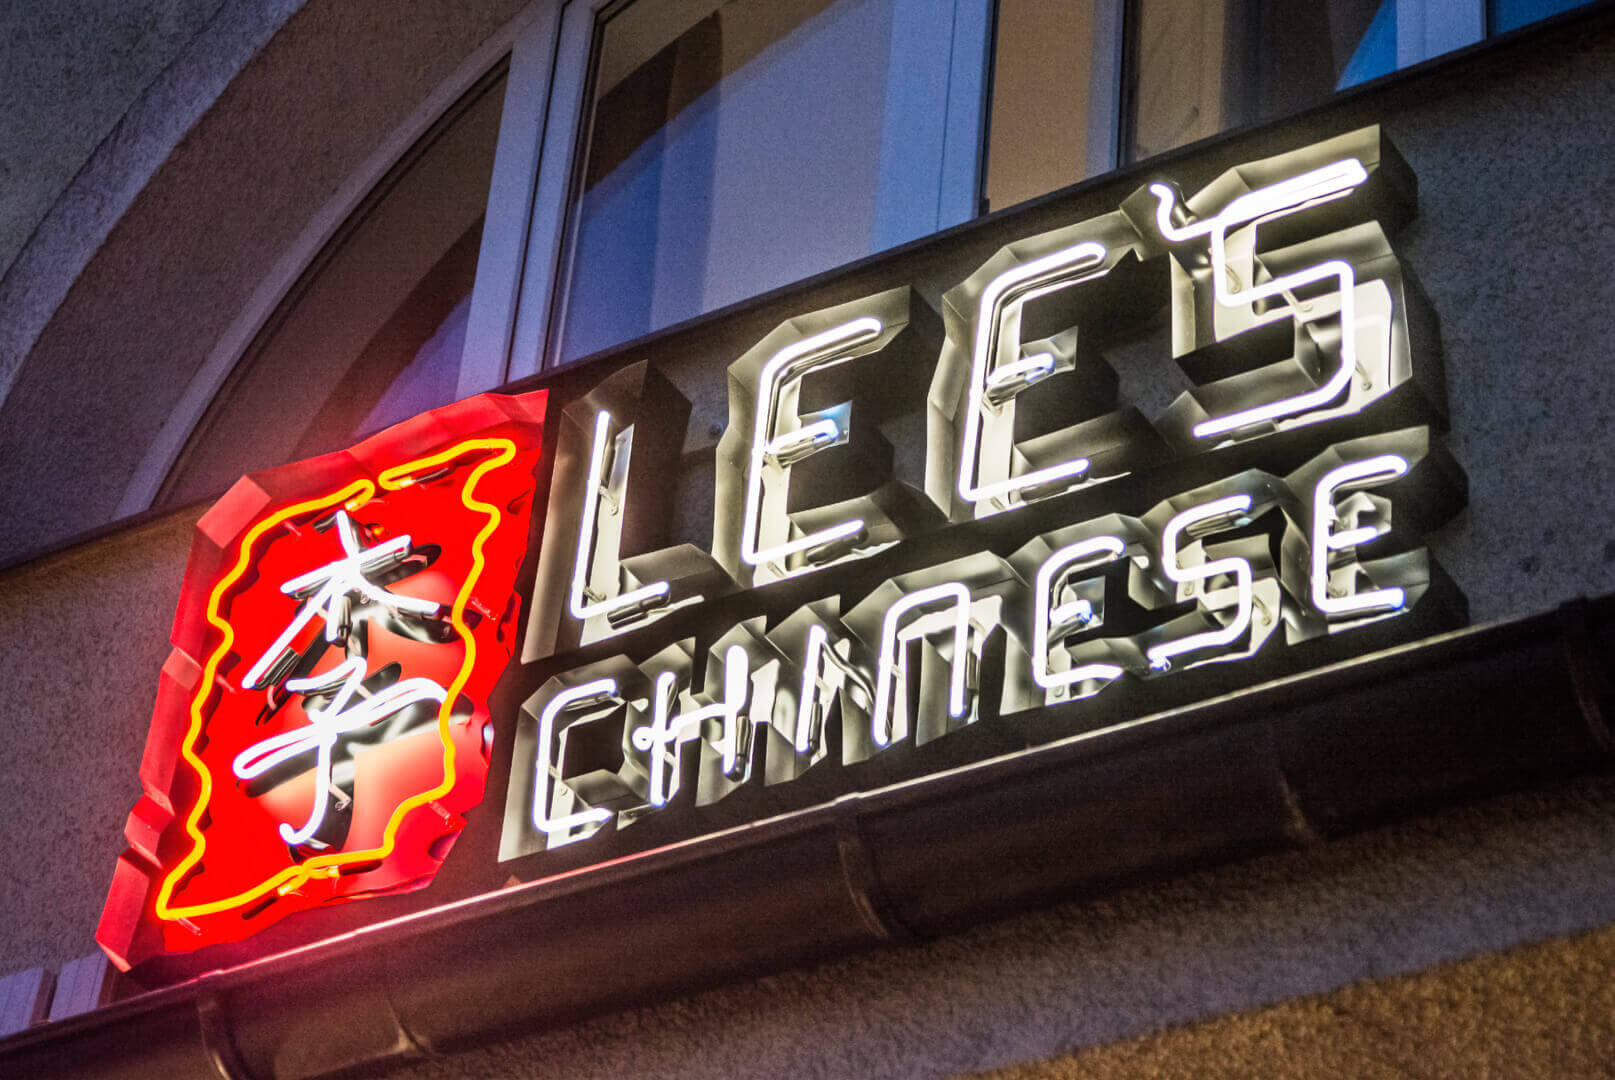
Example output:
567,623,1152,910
0,0,225,277
0,0,303,406
0,4,1613,1078
0,0,526,563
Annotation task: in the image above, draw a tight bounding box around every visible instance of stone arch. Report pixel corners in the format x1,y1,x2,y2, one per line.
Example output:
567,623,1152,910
0,0,532,563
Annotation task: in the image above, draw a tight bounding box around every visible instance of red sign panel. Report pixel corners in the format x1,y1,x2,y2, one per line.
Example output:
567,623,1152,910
97,392,546,970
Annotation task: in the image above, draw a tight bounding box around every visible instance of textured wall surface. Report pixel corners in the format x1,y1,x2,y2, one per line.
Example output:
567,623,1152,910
1388,30,1615,623
0,0,528,562
0,0,225,277
0,6,1613,1079
0,0,303,402
982,913,1615,1078
0,508,199,977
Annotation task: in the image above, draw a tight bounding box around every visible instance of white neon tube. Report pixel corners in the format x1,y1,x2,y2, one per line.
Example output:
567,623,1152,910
631,646,752,805
242,510,442,691
232,656,447,846
741,317,883,575
871,583,973,748
982,352,1057,407
530,679,618,839
567,409,675,626
636,672,684,807
1032,536,1128,692
1148,159,1381,439
795,623,831,754
958,243,1109,510
766,418,842,467
1311,454,1410,617
1145,495,1255,672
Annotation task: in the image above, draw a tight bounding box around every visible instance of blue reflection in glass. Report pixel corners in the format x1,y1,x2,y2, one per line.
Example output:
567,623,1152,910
1337,1,1397,89
1492,0,1595,34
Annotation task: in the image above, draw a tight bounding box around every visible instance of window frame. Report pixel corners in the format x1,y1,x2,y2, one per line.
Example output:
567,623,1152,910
105,0,1572,531
481,0,998,381
115,2,552,521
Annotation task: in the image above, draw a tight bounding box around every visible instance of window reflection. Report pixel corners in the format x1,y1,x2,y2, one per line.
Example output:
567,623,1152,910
1128,0,1408,163
981,0,1603,214
984,0,1112,212
554,0,972,366
1491,0,1597,33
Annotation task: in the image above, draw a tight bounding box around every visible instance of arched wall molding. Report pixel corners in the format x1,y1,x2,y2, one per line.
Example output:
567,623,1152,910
116,1,555,519
0,0,305,407
0,0,535,564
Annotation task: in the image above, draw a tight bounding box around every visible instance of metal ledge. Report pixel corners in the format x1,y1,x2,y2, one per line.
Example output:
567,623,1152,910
3,595,1612,1079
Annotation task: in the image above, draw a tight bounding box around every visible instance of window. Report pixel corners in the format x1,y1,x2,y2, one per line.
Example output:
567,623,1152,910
980,0,1515,211
3,0,1600,563
445,0,1611,381
982,0,1123,212
156,66,509,508
545,0,992,366
1490,0,1599,32
1126,0,1440,163
154,0,1611,505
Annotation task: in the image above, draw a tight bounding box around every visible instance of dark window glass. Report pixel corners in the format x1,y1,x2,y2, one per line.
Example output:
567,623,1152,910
981,0,1411,213
158,68,507,507
553,0,974,366
1127,0,1404,163
1491,0,1597,32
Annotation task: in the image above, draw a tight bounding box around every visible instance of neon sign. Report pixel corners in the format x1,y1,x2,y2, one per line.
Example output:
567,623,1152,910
97,393,546,970
503,126,1462,860
104,127,1465,971
507,427,1461,855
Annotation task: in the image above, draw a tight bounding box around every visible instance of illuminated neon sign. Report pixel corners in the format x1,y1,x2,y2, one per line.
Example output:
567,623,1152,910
503,126,1461,859
104,127,1464,971
97,393,547,970
507,427,1461,855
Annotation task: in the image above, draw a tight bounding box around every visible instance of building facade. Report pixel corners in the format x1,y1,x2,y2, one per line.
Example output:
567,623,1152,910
2,1,1614,1076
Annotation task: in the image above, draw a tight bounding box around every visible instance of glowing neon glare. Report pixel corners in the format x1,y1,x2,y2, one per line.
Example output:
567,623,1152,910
155,437,517,923
741,317,883,575
1148,159,1384,439
791,622,875,757
1032,536,1128,693
632,646,753,805
240,509,441,691
982,352,1057,407
871,583,973,748
766,418,843,467
232,656,446,846
1145,495,1255,672
531,679,619,839
1311,454,1410,617
568,409,675,625
795,624,832,754
958,242,1108,510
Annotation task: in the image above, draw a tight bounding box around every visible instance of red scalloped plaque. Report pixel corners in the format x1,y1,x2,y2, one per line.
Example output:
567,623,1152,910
97,391,546,970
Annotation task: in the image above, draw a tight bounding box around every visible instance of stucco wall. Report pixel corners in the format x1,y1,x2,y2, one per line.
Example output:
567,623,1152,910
0,0,303,407
0,0,526,563
0,0,225,277
986,914,1615,1078
0,5,1613,1078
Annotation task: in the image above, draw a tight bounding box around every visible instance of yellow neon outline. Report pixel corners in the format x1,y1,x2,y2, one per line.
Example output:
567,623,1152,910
154,437,518,922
